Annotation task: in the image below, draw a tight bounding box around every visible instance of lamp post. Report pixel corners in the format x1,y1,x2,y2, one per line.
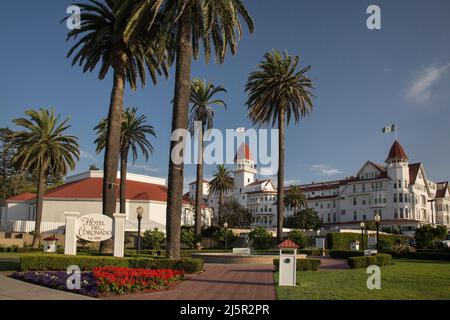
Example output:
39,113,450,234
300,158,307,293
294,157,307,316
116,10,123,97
223,222,229,250
136,206,144,254
360,221,365,251
374,213,381,251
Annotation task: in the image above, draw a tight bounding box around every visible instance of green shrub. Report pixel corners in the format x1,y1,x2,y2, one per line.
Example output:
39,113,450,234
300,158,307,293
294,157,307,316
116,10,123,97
19,254,204,273
273,258,321,271
181,227,197,249
347,253,393,269
142,228,165,250
404,252,450,261
249,227,274,250
329,250,364,259
211,227,238,249
288,230,306,248
327,232,408,250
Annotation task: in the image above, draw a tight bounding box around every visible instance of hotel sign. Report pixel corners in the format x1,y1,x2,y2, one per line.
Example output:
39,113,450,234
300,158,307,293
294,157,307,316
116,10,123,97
76,214,113,242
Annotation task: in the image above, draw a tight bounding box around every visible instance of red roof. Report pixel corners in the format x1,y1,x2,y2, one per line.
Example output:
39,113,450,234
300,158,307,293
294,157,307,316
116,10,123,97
247,179,270,187
3,193,36,203
409,163,421,184
277,239,300,249
435,182,448,199
235,143,253,161
386,140,409,162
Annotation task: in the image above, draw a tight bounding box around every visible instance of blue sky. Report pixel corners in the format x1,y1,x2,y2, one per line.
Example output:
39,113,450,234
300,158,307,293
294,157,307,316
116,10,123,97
1,0,450,189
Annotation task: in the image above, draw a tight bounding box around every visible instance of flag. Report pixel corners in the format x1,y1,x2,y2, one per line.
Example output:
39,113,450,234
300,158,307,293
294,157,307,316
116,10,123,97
382,124,396,133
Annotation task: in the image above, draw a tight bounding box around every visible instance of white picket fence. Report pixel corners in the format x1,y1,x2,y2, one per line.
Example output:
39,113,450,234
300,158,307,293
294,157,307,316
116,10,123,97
11,220,65,234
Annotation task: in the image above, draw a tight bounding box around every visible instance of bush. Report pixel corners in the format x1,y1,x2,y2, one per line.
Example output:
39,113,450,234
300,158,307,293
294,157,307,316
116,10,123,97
19,254,204,273
181,227,199,249
415,225,448,249
142,228,165,250
249,227,274,250
273,258,321,271
327,232,408,250
210,227,238,249
403,252,450,261
329,250,364,259
288,230,306,248
347,253,393,269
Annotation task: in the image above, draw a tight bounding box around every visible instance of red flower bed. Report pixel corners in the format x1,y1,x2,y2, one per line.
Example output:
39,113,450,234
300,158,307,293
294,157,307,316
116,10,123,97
92,267,184,295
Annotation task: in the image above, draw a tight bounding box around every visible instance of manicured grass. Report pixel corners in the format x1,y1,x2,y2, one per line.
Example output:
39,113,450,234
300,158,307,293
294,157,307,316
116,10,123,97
275,260,450,300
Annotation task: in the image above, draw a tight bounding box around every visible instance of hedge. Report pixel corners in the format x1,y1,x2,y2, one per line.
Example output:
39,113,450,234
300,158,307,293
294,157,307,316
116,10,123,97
327,232,409,250
273,258,321,271
401,252,450,261
0,247,43,253
329,250,365,259
347,253,393,269
19,254,204,274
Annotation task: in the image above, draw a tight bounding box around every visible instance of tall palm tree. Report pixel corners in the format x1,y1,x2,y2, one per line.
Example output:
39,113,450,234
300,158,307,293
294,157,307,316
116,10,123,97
208,165,234,225
120,0,254,258
284,185,308,215
10,109,79,248
189,78,227,236
65,0,166,252
246,50,315,242
94,107,156,214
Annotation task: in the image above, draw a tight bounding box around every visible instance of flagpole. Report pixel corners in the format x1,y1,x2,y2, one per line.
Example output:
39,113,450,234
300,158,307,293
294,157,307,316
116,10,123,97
394,124,398,141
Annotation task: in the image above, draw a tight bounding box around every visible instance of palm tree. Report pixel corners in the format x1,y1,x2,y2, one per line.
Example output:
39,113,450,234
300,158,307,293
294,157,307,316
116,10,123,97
189,78,227,236
284,185,308,215
208,165,234,226
245,50,315,242
120,0,254,259
94,107,156,214
10,109,79,248
65,0,166,252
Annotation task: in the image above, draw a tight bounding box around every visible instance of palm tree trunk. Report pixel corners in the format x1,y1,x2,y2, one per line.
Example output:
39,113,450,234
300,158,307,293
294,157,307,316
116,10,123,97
32,165,46,248
218,190,224,226
276,109,286,242
119,147,129,214
194,128,203,236
101,67,126,253
166,8,193,260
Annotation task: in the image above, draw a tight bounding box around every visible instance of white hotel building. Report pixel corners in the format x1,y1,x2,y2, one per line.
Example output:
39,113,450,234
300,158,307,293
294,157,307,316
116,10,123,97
192,141,450,234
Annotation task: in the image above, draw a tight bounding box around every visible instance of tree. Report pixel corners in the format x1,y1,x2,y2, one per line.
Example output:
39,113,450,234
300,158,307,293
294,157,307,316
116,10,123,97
121,0,254,259
249,227,274,250
65,0,166,252
220,200,252,228
288,229,306,248
284,185,307,214
189,78,227,236
211,227,237,249
180,226,197,249
143,228,166,250
10,108,79,247
246,50,315,241
94,107,156,213
284,209,321,230
414,225,448,249
208,165,234,225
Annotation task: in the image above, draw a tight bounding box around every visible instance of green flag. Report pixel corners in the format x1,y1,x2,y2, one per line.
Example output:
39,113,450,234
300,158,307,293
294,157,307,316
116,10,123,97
382,124,396,133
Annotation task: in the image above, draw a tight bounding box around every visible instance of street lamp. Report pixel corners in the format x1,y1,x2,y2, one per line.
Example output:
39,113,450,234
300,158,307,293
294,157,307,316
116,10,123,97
360,221,365,251
374,213,381,251
136,206,144,254
223,222,229,250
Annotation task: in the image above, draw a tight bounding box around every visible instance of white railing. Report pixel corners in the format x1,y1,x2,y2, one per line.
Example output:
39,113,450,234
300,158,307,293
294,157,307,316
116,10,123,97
11,220,65,234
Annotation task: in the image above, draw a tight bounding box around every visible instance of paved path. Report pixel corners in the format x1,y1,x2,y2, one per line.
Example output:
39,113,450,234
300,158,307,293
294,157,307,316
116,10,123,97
107,264,277,300
0,275,96,300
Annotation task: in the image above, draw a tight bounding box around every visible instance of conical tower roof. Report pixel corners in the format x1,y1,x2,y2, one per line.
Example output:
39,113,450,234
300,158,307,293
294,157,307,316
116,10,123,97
386,140,409,162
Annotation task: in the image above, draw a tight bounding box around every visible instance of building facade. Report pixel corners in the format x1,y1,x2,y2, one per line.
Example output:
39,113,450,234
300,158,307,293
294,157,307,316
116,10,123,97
192,141,450,234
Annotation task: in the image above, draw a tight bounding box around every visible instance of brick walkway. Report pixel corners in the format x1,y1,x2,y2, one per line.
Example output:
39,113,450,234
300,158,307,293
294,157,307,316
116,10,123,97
107,264,276,300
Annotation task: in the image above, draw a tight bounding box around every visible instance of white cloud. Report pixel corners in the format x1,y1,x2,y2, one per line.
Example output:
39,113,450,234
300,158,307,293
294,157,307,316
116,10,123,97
130,164,161,173
309,164,343,177
405,63,450,104
80,150,97,162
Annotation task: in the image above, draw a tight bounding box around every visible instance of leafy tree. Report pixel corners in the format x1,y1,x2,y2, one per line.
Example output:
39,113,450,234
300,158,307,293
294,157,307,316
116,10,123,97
120,0,254,259
246,50,315,241
284,209,321,230
94,107,156,213
414,225,448,249
10,109,79,247
180,227,197,249
189,78,227,237
211,227,237,249
143,228,166,250
249,227,274,250
65,0,166,252
208,165,234,225
284,185,307,214
220,200,252,228
288,229,306,248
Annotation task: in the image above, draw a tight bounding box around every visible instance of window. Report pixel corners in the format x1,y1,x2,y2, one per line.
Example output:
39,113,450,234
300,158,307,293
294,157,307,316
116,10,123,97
327,213,331,223
362,199,366,205
394,194,397,203
341,210,346,215
353,185,356,193
400,208,404,219
405,208,409,218
333,213,336,222
394,208,398,219
353,197,357,206
353,211,357,221
399,193,403,203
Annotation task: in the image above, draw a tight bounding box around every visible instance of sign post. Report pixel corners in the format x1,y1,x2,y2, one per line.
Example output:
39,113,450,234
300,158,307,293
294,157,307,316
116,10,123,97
113,213,126,258
64,212,80,255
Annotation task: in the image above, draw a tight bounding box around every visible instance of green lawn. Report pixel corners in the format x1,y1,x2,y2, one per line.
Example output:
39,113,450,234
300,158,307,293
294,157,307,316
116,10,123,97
275,260,450,300
0,252,23,260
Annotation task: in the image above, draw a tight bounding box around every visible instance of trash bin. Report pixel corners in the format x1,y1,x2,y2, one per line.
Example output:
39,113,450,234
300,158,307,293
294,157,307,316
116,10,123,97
43,236,58,253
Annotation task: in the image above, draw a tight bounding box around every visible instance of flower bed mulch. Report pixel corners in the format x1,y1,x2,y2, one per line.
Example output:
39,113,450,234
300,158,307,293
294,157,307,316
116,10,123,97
10,267,184,298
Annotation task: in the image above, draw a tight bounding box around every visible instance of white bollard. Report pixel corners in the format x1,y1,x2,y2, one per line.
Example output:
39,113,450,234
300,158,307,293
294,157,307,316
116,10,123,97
113,213,127,258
